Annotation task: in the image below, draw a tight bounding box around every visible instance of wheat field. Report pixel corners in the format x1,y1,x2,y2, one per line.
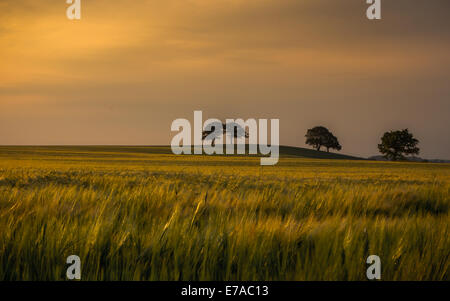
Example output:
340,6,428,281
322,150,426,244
0,146,448,280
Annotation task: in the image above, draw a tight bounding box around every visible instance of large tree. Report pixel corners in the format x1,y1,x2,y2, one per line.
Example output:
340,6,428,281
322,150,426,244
378,129,420,161
305,126,342,152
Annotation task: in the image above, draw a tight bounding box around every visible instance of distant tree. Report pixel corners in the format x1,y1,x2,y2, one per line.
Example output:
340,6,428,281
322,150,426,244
202,122,249,146
378,129,420,161
305,126,342,152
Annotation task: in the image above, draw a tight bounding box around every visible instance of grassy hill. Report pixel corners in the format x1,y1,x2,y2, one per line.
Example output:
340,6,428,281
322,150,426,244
0,145,364,160
278,145,363,160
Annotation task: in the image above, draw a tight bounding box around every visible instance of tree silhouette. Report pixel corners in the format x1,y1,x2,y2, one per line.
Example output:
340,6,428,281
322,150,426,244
305,126,342,152
378,129,420,161
202,122,249,147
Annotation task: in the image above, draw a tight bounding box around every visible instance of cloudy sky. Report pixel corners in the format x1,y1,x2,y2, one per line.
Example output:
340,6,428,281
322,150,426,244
0,0,449,158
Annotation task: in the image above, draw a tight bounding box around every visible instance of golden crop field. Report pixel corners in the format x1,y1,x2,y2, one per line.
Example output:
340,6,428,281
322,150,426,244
0,146,448,280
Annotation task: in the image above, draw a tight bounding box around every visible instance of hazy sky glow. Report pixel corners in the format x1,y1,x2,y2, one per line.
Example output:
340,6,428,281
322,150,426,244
1,0,449,158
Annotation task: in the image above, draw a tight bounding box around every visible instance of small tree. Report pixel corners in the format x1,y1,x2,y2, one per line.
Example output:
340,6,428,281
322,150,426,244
305,126,342,152
378,129,420,161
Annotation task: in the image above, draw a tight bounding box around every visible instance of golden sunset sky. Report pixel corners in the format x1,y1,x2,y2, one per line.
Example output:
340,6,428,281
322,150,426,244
1,0,449,158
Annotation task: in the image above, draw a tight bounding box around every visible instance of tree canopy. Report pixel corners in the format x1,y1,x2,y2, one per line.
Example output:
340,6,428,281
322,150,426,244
378,129,420,161
202,122,249,146
305,126,342,152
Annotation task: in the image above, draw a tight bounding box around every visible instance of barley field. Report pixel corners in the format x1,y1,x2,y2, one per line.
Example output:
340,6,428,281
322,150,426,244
0,146,448,280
